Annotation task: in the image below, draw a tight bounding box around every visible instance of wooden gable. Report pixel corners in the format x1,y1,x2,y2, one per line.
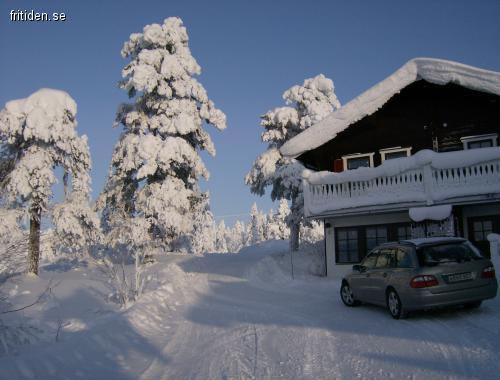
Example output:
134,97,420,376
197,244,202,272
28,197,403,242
297,81,500,171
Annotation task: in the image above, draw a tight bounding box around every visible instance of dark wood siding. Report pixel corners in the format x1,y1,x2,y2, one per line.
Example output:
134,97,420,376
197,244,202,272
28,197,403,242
297,81,500,171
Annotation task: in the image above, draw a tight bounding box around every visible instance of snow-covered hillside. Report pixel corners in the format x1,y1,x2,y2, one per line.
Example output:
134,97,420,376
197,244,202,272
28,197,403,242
1,242,499,379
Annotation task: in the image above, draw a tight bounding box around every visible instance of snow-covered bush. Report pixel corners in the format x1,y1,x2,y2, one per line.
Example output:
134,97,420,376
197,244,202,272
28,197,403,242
0,89,94,274
98,17,226,253
245,75,339,250
300,220,324,244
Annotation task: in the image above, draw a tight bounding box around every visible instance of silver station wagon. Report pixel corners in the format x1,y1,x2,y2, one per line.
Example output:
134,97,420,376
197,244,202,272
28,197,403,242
340,237,498,319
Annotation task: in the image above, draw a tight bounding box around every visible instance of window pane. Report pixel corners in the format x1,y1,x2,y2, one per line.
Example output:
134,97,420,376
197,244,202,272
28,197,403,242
385,151,408,160
338,240,347,251
375,252,390,268
348,230,358,239
474,231,484,241
350,251,360,262
396,248,413,268
349,239,358,249
362,253,378,269
468,140,493,149
337,230,346,240
366,228,376,238
377,236,388,245
484,221,493,232
347,157,370,170
473,221,482,232
366,238,377,251
377,227,387,238
397,226,411,240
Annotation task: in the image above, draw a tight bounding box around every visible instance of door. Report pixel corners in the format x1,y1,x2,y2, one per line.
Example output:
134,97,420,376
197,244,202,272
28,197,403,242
350,251,378,302
468,215,500,258
367,248,396,305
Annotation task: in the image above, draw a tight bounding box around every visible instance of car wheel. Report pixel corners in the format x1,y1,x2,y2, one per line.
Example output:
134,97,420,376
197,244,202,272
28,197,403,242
463,301,482,309
386,289,406,319
340,282,359,307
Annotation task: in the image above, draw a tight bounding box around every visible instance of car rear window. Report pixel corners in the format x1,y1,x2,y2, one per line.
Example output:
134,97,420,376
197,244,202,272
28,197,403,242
417,242,483,267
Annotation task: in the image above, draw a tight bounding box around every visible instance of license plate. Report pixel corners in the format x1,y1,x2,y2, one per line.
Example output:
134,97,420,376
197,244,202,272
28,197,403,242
445,272,473,283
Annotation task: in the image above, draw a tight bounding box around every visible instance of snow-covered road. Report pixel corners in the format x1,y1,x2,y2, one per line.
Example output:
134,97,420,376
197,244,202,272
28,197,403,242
1,241,500,379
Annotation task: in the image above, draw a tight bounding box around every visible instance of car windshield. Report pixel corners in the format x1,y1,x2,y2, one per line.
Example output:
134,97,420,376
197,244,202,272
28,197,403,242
417,241,483,266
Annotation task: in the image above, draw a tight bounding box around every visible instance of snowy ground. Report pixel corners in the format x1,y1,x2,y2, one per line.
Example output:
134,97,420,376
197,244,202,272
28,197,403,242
1,240,499,379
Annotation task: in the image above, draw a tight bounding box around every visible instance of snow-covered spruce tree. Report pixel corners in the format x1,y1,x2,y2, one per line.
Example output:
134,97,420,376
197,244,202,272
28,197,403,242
247,203,265,245
190,193,216,255
227,220,246,253
215,220,228,253
98,17,226,251
245,75,339,251
0,89,93,275
268,198,290,240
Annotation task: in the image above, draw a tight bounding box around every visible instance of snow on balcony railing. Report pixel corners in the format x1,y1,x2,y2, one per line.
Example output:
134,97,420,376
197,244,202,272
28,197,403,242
303,147,500,217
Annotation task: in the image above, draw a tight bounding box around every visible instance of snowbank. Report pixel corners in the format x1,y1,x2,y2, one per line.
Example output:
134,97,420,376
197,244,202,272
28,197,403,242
281,58,500,158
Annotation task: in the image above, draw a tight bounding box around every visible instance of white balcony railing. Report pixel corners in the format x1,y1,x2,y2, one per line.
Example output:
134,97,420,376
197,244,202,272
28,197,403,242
303,148,500,217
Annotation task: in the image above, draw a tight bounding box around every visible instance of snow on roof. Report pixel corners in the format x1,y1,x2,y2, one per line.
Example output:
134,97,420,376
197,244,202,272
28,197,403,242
280,58,500,158
401,236,466,247
409,205,452,222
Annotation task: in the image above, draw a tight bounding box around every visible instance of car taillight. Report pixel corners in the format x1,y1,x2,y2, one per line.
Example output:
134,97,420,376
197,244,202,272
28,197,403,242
482,265,496,279
410,275,439,288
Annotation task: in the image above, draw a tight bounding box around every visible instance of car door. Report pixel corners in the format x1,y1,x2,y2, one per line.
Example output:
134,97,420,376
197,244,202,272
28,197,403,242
351,251,379,302
368,248,396,305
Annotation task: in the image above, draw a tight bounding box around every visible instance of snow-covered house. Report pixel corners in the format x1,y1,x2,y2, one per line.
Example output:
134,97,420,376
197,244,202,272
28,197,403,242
280,58,500,274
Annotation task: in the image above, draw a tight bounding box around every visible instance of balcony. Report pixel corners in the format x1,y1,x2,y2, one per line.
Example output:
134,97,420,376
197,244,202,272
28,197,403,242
303,147,500,218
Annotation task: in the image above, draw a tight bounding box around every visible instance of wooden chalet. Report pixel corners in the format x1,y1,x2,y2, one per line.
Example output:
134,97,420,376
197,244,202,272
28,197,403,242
281,58,500,275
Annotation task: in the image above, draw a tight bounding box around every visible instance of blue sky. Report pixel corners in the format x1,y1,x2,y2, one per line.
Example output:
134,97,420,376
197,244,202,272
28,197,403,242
1,0,499,225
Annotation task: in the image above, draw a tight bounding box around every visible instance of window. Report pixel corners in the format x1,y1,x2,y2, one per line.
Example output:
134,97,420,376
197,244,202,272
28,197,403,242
397,225,412,240
342,153,374,170
335,222,412,264
418,242,482,267
337,228,359,263
366,226,388,253
473,220,493,241
375,249,395,269
380,147,412,162
361,251,378,269
395,247,414,268
468,140,492,149
461,134,498,150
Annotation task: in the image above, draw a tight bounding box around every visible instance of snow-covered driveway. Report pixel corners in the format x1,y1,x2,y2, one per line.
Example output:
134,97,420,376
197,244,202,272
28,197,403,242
1,241,500,379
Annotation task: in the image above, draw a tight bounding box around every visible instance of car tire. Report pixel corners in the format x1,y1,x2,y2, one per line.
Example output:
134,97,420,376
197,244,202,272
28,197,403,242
463,301,482,310
386,288,406,319
340,282,359,307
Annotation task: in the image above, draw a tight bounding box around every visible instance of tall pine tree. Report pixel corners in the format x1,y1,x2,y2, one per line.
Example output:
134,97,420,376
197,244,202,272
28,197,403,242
0,89,93,274
245,75,339,251
98,17,226,250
